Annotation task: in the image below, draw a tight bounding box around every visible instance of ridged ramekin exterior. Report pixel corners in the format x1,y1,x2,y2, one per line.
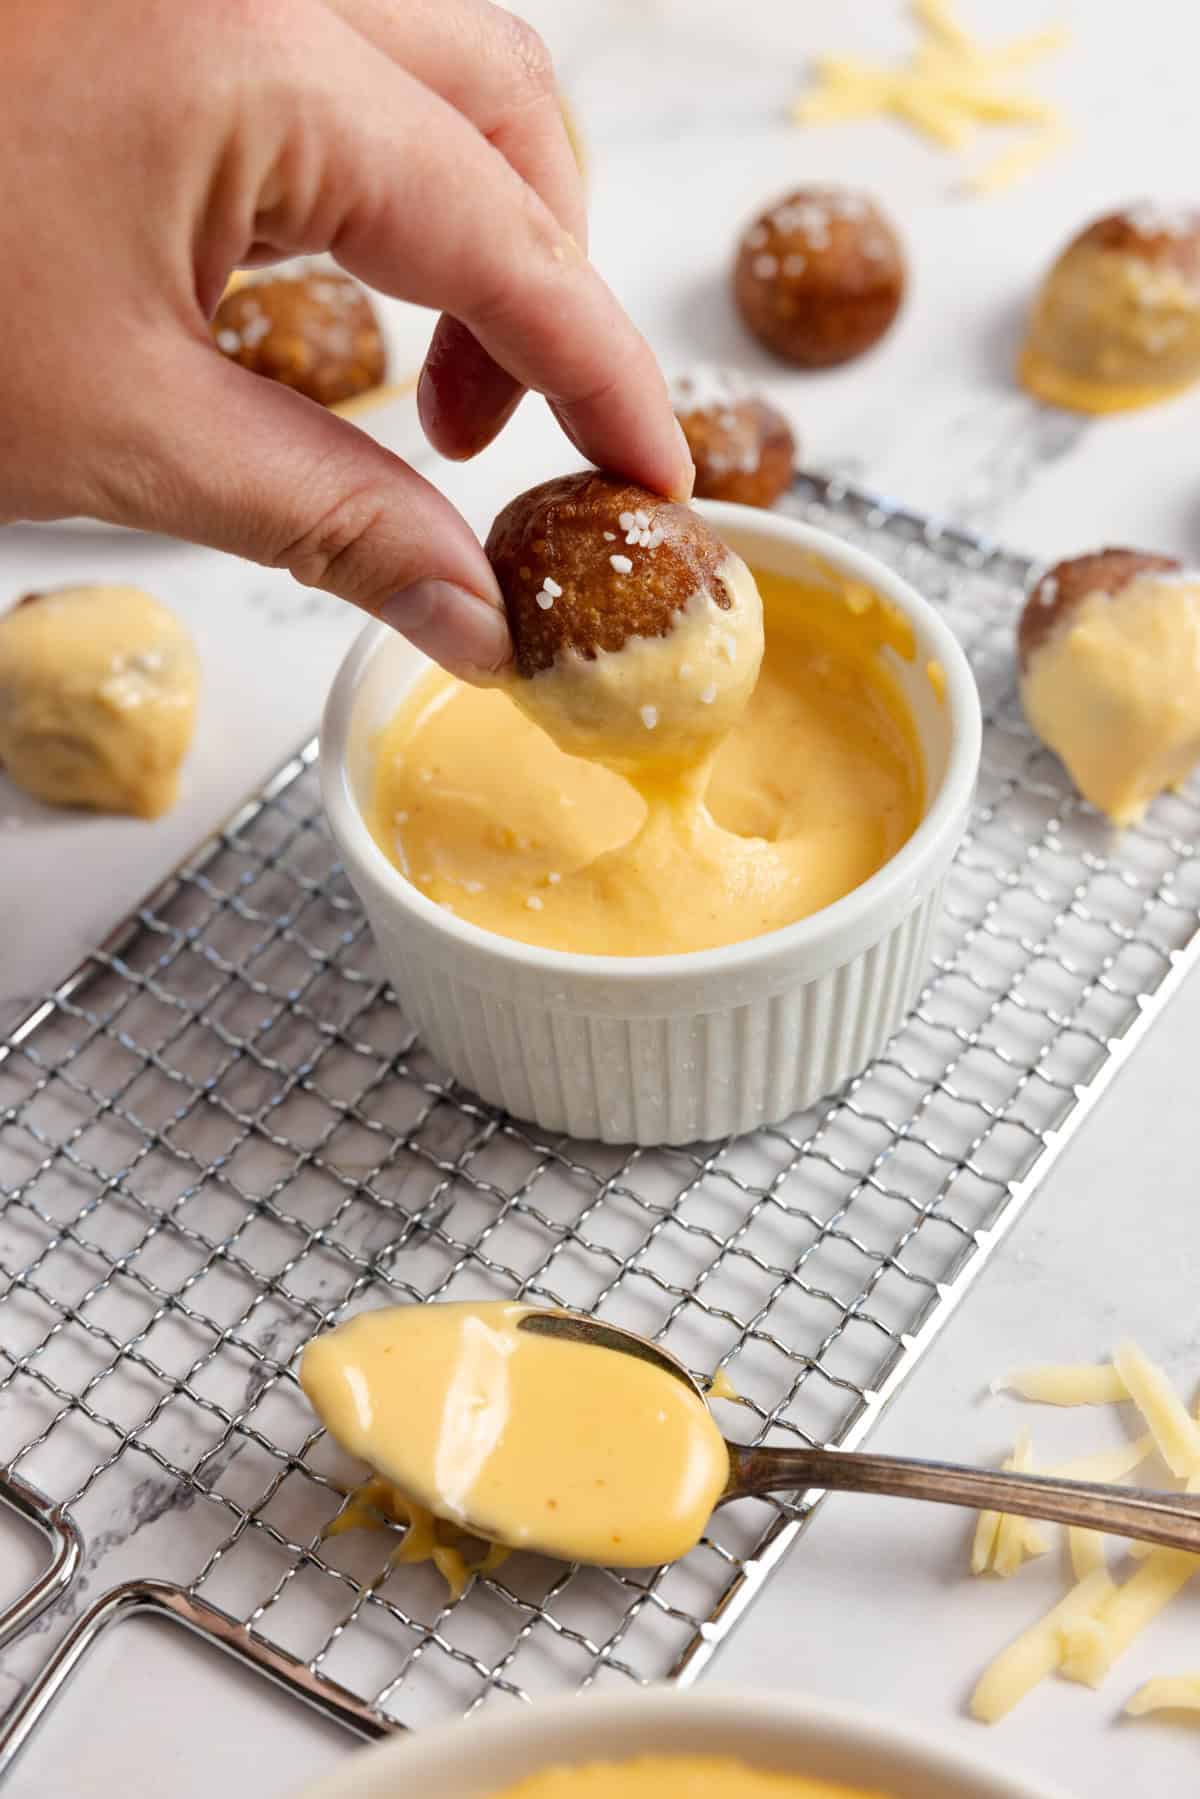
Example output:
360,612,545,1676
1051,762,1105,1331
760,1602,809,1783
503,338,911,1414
360,879,943,1143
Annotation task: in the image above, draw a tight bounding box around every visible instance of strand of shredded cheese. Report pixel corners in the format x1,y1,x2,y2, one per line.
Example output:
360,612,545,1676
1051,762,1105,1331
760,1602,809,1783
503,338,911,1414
1127,1675,1200,1717
969,1567,1115,1723
992,1434,1049,1577
993,1364,1128,1406
968,124,1072,198
1047,1435,1153,1483
1068,1525,1108,1581
1113,1340,1200,1479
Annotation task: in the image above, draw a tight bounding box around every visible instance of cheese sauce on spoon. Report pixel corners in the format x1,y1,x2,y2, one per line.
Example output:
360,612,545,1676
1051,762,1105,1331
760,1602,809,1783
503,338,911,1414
300,1302,729,1567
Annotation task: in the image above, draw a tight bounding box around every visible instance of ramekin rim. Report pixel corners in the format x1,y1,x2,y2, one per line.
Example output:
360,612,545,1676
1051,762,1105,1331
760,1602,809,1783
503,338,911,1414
294,1684,1072,1799
320,506,982,985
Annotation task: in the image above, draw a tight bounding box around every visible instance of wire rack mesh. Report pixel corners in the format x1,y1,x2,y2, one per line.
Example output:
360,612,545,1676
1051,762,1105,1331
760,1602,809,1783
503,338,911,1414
3,473,1200,1766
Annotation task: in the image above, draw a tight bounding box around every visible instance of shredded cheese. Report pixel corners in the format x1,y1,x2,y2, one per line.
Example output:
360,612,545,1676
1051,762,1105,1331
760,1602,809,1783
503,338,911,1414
970,1568,1115,1724
327,1475,510,1600
1068,1525,1108,1582
792,1,1070,195
972,1433,1049,1578
1113,1340,1200,1479
969,1342,1200,1724
994,1363,1127,1405
1048,1435,1153,1483
1127,1675,1200,1717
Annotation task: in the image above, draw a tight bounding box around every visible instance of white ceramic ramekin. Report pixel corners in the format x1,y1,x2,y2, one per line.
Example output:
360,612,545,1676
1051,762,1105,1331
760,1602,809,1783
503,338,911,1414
320,505,981,1145
294,1687,1069,1799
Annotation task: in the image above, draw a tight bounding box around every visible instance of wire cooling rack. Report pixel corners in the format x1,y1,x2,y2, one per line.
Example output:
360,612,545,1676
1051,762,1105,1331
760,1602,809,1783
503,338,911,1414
4,472,1200,1777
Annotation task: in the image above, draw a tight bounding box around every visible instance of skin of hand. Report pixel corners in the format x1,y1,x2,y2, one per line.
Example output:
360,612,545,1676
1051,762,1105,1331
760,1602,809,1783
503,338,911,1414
0,0,693,678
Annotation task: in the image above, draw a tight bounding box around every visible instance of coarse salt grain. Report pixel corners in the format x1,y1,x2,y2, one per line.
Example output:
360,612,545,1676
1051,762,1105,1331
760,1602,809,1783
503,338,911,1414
525,894,544,911
547,871,562,884
699,684,718,704
603,530,616,541
216,330,241,354
1037,575,1058,606
753,254,779,280
463,880,484,894
640,705,658,729
535,590,555,610
783,254,807,277
610,554,633,574
619,511,636,531
542,577,563,597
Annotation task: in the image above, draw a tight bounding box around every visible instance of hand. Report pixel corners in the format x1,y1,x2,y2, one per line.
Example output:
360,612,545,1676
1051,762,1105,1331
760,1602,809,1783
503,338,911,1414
0,0,693,677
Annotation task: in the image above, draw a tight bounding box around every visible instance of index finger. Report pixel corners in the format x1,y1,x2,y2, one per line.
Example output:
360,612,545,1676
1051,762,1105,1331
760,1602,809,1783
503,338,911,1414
324,0,586,461
322,47,692,498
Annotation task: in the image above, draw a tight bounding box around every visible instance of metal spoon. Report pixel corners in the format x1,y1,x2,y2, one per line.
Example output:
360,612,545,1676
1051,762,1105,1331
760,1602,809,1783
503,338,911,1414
519,1310,1200,1553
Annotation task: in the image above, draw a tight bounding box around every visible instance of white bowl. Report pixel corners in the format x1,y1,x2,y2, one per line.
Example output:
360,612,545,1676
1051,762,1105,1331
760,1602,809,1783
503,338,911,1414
293,1688,1069,1799
320,505,981,1145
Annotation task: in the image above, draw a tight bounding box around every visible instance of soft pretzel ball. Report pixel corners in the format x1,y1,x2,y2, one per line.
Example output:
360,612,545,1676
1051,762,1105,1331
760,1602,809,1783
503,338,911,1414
212,268,386,407
485,471,764,772
733,186,905,368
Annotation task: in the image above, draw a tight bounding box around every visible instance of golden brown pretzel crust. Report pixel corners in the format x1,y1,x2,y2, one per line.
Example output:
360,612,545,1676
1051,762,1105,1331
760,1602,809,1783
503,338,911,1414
485,471,733,677
1074,208,1200,283
1019,549,1181,670
677,396,796,507
733,187,905,369
212,270,386,407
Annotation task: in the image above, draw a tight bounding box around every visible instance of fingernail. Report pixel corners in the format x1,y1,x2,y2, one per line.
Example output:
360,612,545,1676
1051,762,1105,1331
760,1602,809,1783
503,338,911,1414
670,418,696,501
379,581,511,678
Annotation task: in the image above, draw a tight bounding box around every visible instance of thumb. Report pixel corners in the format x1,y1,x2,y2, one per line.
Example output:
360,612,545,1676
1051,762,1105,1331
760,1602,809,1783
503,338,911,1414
90,340,511,681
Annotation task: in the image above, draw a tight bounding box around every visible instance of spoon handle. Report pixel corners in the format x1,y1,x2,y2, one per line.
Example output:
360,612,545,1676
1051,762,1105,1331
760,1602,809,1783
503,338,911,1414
725,1445,1200,1554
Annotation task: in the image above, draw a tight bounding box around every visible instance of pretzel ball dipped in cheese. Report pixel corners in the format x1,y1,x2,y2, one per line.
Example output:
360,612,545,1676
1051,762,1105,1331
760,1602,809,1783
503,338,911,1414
672,371,796,508
0,585,199,818
1019,549,1200,824
212,269,386,408
485,471,764,773
733,186,905,369
1019,204,1200,413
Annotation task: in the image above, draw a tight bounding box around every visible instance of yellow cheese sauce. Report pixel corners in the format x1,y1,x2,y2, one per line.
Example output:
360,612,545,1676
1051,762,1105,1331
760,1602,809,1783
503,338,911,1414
300,1303,731,1569
326,1475,510,1600
1019,246,1200,415
491,1759,888,1799
368,567,925,957
1020,572,1200,824
0,585,198,817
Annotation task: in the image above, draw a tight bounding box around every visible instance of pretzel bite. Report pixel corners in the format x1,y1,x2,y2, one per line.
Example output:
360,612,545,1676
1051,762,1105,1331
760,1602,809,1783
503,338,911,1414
1019,204,1200,413
672,371,796,508
733,186,905,368
212,269,386,407
1019,548,1200,823
485,471,764,771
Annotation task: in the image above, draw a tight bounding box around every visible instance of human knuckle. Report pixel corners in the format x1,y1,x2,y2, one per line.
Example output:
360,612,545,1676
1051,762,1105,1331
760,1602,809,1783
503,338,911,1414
273,483,392,608
495,8,556,101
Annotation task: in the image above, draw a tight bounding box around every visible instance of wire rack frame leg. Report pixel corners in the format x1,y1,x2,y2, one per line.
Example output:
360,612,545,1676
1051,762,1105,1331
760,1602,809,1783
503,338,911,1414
0,1473,83,1655
0,1578,394,1783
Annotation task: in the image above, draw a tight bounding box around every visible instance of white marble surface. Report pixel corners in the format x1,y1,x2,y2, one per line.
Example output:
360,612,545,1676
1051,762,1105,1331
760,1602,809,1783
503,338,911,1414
5,0,1200,1793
